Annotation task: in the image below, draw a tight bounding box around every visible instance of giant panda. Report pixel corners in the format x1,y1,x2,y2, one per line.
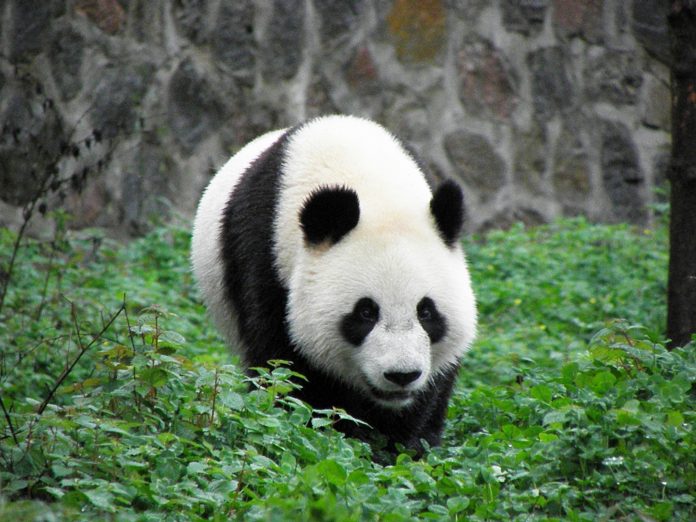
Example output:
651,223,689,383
191,115,477,452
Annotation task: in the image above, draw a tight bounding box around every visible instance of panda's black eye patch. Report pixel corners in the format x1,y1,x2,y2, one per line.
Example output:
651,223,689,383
341,297,379,346
417,297,447,343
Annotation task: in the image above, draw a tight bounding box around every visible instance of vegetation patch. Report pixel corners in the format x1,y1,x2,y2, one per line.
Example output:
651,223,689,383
1,217,694,520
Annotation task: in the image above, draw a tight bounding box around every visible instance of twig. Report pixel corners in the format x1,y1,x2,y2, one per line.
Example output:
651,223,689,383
0,395,18,445
35,302,125,416
33,241,57,322
210,368,219,427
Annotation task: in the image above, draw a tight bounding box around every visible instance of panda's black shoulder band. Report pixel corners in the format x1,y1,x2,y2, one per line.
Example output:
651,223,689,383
300,186,360,247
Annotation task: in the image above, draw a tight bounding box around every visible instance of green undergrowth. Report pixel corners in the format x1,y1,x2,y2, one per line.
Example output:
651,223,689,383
1,217,694,521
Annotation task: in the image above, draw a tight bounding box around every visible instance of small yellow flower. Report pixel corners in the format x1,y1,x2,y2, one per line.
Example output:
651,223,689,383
538,324,546,331
589,297,597,304
513,298,522,306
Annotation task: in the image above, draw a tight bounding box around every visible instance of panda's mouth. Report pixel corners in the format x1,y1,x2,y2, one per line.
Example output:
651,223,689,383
367,384,414,407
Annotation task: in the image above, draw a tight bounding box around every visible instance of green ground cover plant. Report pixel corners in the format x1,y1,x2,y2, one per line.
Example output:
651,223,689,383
1,216,694,520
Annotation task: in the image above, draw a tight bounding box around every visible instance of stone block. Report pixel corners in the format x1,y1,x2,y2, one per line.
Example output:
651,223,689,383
553,119,591,208
344,46,381,96
211,1,255,81
120,138,177,235
632,0,670,63
314,0,364,49
306,73,340,119
552,0,603,43
167,58,225,154
9,0,65,62
528,46,573,121
386,0,446,64
447,0,488,22
75,0,126,35
173,0,210,45
91,64,152,139
641,74,670,131
0,86,65,205
49,27,84,101
585,50,642,105
457,39,518,120
513,123,547,194
261,0,305,82
502,0,549,36
127,0,164,43
600,120,647,223
444,130,506,198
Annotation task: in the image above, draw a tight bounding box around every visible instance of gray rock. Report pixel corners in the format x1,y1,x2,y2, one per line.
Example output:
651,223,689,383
501,0,548,35
9,0,64,62
585,50,642,105
128,0,164,44
551,0,604,44
91,64,152,139
553,119,591,210
167,58,226,154
121,137,177,235
344,46,382,97
49,27,84,101
306,73,340,119
261,0,305,82
211,1,255,81
314,0,363,49
383,98,431,145
600,120,647,223
447,0,488,22
513,122,547,195
383,0,447,64
641,74,670,131
0,86,64,206
457,39,518,120
444,130,506,198
174,0,211,44
632,0,670,64
528,46,573,121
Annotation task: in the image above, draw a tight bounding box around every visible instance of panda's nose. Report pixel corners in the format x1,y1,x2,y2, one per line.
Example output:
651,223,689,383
384,370,422,387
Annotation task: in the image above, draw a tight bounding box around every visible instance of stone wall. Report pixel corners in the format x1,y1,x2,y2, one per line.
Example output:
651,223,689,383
0,0,671,235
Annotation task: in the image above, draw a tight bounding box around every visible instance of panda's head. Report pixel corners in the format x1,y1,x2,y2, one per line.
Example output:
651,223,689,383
286,180,477,409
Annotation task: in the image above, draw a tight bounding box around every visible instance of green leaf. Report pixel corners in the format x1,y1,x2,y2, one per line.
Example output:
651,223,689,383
138,367,169,387
666,410,684,427
530,384,553,403
84,488,115,512
447,496,470,514
219,390,244,411
317,459,347,486
590,371,616,394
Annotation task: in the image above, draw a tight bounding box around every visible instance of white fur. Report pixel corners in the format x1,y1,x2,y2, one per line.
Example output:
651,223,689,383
191,129,286,349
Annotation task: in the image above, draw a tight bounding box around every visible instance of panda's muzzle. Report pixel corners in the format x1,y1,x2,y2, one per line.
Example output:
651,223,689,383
368,384,413,404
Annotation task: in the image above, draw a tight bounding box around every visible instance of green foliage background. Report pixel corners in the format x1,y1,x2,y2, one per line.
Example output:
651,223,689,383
1,216,694,521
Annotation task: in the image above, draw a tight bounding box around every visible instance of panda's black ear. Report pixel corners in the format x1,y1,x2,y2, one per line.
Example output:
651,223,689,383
300,186,360,247
431,179,465,247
